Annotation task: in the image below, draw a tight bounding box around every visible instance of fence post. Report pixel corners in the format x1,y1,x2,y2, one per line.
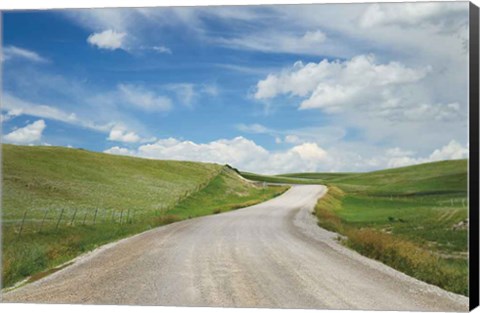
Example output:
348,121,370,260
18,210,28,237
93,208,98,225
40,209,49,232
70,208,78,226
119,210,124,225
56,208,65,231
126,209,130,224
131,210,135,223
83,212,88,225
111,209,115,223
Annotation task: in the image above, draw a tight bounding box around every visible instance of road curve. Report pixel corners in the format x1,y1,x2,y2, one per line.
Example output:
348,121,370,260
2,185,468,311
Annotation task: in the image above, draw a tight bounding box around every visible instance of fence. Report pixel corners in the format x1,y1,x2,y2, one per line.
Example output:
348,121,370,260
3,207,140,238
4,165,227,238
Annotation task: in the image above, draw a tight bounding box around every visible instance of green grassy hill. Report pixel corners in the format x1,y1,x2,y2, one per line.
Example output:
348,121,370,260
240,171,326,185
2,144,221,215
1,144,287,288
279,172,353,181
271,160,469,295
322,159,467,196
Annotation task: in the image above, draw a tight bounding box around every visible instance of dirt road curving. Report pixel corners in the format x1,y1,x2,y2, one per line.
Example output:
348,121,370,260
2,185,468,311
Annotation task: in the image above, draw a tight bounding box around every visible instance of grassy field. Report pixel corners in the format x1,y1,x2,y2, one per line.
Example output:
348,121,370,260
279,172,353,181
1,144,287,288
244,160,469,296
240,171,326,185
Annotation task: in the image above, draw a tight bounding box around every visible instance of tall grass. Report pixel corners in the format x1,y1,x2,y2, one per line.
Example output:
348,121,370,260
314,186,468,296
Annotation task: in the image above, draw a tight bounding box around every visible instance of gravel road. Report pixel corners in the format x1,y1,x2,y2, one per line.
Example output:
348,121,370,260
2,185,469,311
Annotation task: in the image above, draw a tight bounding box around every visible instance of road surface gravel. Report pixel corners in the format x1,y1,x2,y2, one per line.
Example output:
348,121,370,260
2,185,469,311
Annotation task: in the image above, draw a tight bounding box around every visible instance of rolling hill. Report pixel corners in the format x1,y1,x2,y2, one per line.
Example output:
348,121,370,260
246,160,469,295
1,144,287,288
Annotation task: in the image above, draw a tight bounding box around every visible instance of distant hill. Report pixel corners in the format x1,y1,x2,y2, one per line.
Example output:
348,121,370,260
280,159,468,196
242,159,467,196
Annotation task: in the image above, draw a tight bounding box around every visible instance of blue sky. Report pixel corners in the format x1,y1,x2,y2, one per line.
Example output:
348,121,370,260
1,3,470,173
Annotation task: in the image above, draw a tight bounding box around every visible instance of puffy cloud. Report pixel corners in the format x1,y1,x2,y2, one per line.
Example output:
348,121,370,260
103,136,468,174
104,146,136,156
2,46,48,63
429,140,469,162
87,29,127,50
104,136,330,174
4,120,46,144
255,55,429,114
3,81,172,147
284,135,303,144
2,93,153,145
291,143,327,161
386,140,468,168
118,84,172,112
107,126,141,143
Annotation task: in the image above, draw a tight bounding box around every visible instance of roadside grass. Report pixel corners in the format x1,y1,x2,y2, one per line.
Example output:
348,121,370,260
311,160,468,295
170,168,289,218
244,159,469,295
2,144,285,289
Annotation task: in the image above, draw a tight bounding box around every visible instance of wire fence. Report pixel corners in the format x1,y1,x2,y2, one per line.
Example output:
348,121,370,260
2,207,141,238
4,165,228,238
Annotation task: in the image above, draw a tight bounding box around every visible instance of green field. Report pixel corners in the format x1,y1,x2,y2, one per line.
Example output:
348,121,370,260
1,144,469,295
245,160,469,296
1,144,287,288
240,171,326,185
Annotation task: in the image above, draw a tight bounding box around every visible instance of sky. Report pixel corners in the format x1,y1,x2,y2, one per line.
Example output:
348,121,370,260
1,2,471,174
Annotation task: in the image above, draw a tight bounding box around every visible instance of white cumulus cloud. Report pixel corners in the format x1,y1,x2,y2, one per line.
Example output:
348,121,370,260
87,29,127,50
4,120,46,144
103,136,468,174
255,54,429,114
104,136,330,174
284,135,303,144
386,140,468,168
107,126,141,143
